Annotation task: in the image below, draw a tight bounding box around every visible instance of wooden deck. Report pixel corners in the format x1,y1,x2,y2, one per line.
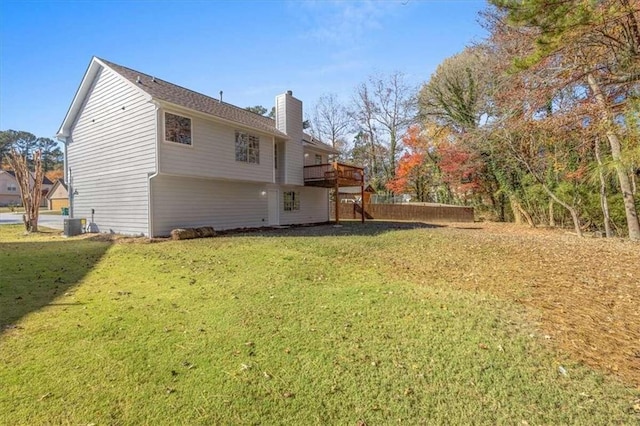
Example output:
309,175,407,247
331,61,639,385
304,162,365,224
303,163,364,188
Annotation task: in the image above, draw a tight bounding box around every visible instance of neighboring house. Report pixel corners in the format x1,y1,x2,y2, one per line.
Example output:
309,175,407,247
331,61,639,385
0,171,21,206
47,179,69,211
339,184,375,204
56,57,361,237
0,170,53,207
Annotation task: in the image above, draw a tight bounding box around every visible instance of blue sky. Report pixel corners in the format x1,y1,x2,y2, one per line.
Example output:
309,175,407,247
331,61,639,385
0,0,487,139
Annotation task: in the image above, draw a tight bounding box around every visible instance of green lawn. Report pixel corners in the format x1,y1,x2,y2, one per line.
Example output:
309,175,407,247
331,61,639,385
0,223,637,424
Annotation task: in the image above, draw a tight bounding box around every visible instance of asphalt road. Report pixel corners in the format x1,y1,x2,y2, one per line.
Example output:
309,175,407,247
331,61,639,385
0,211,65,230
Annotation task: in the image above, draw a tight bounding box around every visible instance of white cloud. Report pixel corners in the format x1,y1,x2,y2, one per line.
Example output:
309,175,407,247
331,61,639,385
298,0,400,45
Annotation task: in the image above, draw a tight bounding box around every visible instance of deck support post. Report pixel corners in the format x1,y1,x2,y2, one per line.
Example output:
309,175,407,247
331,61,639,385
361,179,365,223
335,177,340,225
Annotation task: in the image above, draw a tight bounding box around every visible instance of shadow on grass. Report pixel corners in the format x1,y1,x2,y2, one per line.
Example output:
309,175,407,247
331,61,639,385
0,237,112,330
220,220,447,238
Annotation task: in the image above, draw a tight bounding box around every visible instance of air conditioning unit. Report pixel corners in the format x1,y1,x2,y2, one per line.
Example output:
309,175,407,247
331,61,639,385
64,218,85,237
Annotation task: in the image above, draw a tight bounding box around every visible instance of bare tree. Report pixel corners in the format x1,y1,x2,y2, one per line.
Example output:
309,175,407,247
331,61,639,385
310,93,352,158
7,149,44,232
352,72,417,190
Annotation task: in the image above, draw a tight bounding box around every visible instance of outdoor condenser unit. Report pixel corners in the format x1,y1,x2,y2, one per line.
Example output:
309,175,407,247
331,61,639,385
64,218,85,237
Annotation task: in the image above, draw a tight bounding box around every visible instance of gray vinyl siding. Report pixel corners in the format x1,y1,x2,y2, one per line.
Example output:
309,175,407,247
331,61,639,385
280,186,330,225
159,111,275,183
285,137,305,186
151,175,270,236
275,93,304,186
67,66,156,236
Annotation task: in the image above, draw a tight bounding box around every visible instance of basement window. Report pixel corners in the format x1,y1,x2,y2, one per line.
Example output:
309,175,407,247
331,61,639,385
283,191,300,211
235,131,260,164
165,112,192,145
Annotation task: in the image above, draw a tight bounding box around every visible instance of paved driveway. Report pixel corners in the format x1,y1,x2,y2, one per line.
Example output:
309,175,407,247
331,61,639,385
0,211,65,230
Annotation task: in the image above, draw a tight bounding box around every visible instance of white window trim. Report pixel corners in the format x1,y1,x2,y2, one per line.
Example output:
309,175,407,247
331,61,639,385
283,191,300,211
163,111,194,147
235,131,260,164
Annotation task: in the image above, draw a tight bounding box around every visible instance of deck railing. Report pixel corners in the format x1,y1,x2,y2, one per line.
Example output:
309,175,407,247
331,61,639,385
303,162,364,186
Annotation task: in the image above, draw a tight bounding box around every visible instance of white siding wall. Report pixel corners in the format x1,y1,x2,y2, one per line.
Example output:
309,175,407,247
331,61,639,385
275,92,304,186
151,175,269,236
279,186,330,225
67,66,156,235
303,149,326,166
160,111,275,183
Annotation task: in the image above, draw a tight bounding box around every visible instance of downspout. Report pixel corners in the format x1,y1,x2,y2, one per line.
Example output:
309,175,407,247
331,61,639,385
56,135,71,217
147,103,161,237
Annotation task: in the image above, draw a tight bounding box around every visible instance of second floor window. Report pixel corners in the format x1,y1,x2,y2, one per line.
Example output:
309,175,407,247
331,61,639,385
165,112,192,145
7,185,17,192
235,131,260,164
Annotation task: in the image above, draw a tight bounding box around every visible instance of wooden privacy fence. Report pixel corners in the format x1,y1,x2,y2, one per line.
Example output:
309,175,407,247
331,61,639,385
332,203,474,223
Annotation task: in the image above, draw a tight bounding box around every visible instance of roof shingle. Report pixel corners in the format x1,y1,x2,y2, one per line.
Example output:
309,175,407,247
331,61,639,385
98,58,288,138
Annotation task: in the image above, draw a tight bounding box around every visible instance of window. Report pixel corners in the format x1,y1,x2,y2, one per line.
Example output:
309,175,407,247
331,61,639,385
7,185,17,192
283,191,300,211
315,154,323,165
235,131,260,164
165,112,192,145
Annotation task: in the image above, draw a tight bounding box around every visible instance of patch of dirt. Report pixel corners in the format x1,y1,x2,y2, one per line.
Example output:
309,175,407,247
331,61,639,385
428,222,640,388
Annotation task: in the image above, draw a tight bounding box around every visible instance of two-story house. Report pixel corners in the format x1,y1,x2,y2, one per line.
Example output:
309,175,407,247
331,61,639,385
56,57,362,237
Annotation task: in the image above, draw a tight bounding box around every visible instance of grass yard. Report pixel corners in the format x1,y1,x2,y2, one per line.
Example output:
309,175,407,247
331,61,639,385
1,222,638,424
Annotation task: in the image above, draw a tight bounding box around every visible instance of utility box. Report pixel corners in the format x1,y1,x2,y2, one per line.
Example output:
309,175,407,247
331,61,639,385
64,218,84,237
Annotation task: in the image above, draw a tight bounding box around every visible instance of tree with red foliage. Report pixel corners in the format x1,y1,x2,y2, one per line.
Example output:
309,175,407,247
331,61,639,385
386,125,432,201
438,141,486,201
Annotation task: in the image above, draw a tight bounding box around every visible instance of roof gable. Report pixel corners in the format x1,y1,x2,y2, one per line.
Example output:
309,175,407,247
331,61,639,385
58,57,289,139
0,170,51,184
47,179,68,199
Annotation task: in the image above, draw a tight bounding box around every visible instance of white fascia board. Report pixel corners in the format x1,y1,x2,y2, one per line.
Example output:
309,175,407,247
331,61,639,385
56,57,101,138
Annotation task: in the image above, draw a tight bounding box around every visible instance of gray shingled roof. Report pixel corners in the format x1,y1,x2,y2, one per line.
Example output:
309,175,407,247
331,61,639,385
3,170,53,185
302,133,340,154
98,58,288,138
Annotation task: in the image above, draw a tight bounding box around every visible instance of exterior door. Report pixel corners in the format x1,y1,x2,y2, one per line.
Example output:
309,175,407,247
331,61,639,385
267,189,279,226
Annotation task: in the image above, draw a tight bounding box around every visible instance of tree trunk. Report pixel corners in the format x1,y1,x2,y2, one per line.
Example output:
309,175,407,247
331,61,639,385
7,149,43,233
520,156,582,236
509,195,534,227
594,138,613,238
540,183,582,237
548,200,556,227
587,73,640,241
